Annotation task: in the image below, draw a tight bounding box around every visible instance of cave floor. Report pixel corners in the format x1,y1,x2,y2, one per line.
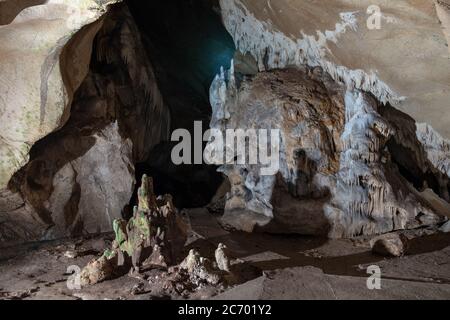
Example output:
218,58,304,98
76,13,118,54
0,209,449,300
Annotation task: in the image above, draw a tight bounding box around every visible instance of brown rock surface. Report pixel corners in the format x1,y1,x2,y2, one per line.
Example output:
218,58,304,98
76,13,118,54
208,66,448,237
0,3,170,243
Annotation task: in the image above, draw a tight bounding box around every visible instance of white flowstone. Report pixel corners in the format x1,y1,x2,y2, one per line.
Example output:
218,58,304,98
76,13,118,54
219,0,450,139
208,63,447,238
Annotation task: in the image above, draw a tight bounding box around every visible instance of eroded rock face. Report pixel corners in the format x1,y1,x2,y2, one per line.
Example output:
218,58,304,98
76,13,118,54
219,0,450,139
213,1,450,237
1,0,449,244
0,3,170,243
0,0,119,241
441,220,450,233
48,122,135,238
0,0,120,191
208,65,448,237
180,249,222,286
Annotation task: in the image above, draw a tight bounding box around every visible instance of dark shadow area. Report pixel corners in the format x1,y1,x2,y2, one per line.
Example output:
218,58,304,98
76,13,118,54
387,139,442,195
126,0,236,209
265,153,332,236
128,157,224,214
381,103,450,202
407,232,450,255
127,0,235,129
187,230,450,282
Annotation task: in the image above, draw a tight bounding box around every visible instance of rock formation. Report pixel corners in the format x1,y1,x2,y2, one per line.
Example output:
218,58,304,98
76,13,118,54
208,62,448,237
0,0,118,193
0,0,449,244
78,175,187,286
220,0,450,138
215,243,231,273
179,249,222,286
203,0,450,238
371,233,409,257
0,3,170,243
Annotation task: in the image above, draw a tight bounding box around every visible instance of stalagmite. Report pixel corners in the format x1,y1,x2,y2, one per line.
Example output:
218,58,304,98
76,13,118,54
78,175,187,286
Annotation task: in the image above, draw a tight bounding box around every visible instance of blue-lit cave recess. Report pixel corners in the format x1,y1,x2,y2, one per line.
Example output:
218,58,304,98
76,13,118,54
126,0,236,210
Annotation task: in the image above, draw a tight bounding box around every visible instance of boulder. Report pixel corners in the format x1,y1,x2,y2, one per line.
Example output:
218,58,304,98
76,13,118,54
219,0,450,139
78,253,120,287
371,233,409,257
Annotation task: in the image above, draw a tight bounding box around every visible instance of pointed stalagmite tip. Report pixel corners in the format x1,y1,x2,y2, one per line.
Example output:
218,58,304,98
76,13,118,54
138,174,157,211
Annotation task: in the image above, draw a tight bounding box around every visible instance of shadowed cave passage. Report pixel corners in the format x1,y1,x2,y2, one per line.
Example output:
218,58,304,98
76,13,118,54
126,0,236,209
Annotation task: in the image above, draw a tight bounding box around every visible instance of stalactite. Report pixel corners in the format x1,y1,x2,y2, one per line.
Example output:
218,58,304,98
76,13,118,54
219,0,405,105
209,65,447,238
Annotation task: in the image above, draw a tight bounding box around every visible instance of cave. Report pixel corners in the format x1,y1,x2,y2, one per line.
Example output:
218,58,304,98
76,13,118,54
125,0,235,210
89,0,238,211
0,0,450,302
8,0,235,222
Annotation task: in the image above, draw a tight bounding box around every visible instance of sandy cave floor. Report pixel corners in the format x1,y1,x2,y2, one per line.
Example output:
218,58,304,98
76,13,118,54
0,209,449,300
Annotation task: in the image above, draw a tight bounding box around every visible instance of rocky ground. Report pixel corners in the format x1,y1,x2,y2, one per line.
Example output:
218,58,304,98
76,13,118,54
0,208,449,300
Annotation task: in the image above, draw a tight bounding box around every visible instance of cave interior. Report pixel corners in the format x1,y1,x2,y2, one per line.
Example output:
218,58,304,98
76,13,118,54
0,0,449,301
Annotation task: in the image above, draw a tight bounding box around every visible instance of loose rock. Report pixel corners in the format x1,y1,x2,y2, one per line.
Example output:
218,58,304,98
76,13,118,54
371,233,409,257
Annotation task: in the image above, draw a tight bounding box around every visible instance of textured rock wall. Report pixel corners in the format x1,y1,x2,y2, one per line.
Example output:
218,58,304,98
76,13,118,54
208,0,450,237
1,0,449,243
0,0,120,192
0,3,170,243
219,0,450,139
0,0,46,25
208,64,447,238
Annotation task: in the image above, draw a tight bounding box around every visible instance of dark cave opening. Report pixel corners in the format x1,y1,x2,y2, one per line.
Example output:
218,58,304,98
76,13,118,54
388,141,450,201
386,131,450,202
125,0,236,210
387,139,440,193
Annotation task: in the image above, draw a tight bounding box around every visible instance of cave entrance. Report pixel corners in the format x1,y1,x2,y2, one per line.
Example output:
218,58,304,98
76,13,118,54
125,0,236,210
